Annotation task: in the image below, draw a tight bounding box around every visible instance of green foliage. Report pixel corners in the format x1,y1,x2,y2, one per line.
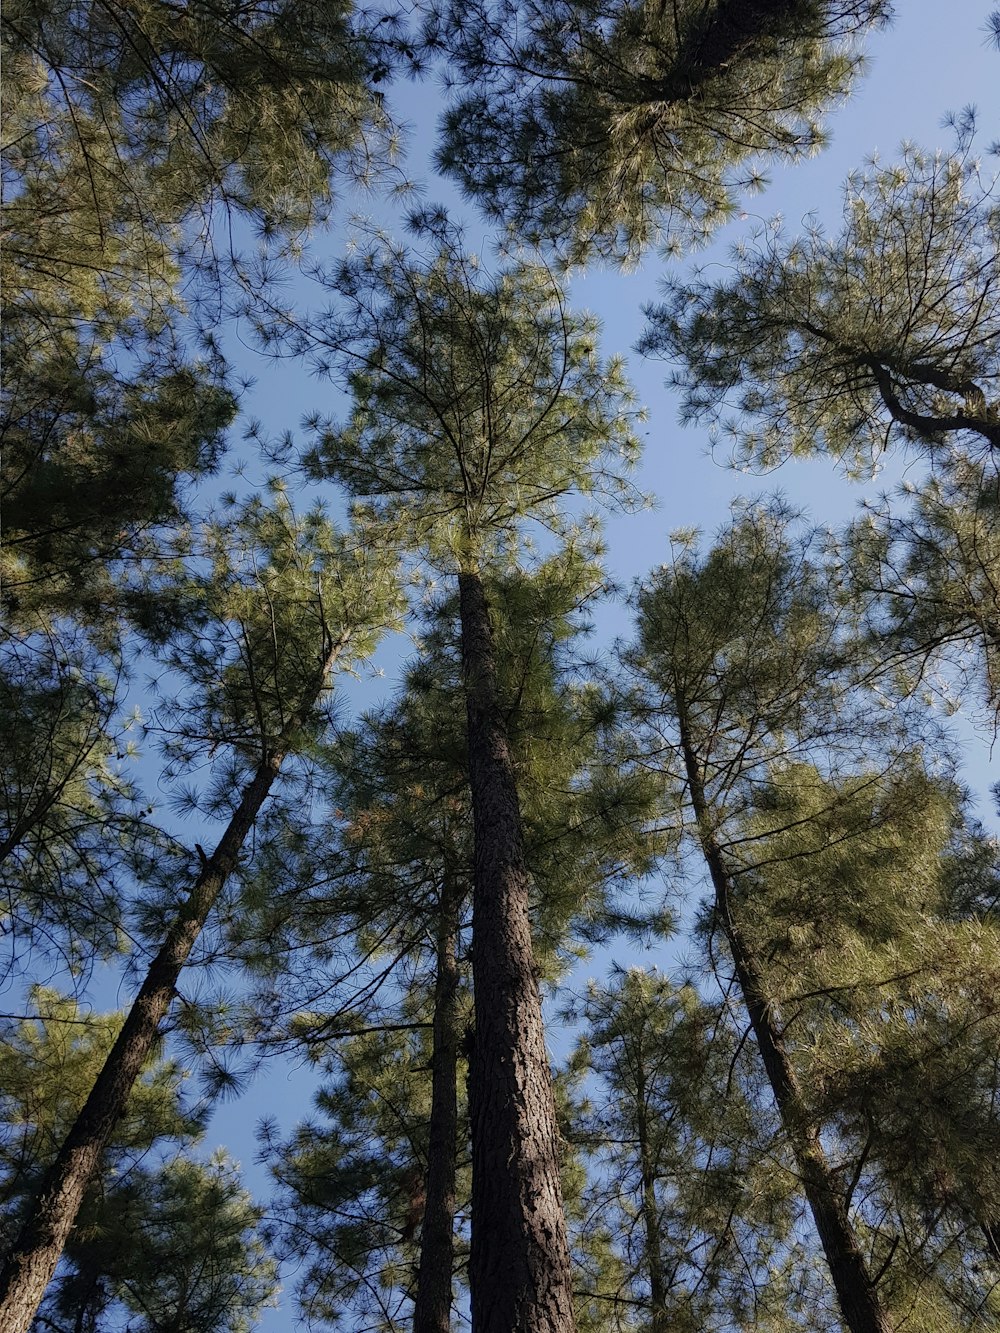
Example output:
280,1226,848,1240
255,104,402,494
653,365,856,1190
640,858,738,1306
1,0,396,266
1,0,397,627
629,502,866,805
568,968,811,1333
0,633,145,967
1,355,236,626
643,139,999,472
430,0,889,263
39,1152,278,1333
298,215,642,570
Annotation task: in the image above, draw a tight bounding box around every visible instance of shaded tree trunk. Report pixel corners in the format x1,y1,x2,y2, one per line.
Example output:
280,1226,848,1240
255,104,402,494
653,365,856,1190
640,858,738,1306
458,568,576,1333
413,871,463,1333
0,635,348,1333
676,706,894,1333
634,1055,669,1332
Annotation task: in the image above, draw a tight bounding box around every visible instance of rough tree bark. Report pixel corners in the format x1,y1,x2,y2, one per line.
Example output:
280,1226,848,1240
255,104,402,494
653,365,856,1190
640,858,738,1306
0,634,350,1333
676,702,895,1333
458,567,576,1333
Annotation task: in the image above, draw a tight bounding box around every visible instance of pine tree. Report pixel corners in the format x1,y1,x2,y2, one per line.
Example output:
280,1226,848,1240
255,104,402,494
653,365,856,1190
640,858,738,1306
1,0,405,932
293,215,642,1333
642,137,999,709
729,767,1000,1329
626,504,1000,1328
626,506,901,1333
1,0,401,623
249,555,656,1332
0,996,276,1332
41,1150,277,1333
429,0,889,263
0,496,402,1332
569,968,810,1333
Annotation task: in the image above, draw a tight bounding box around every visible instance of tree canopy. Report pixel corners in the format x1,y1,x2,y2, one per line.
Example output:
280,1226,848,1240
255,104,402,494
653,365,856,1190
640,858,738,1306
3,5,999,1333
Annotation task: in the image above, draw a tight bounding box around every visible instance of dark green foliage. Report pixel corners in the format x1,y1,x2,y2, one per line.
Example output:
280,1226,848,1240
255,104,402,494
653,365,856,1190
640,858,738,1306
642,140,999,712
38,1153,277,1333
266,1020,466,1333
1,357,235,625
431,0,889,263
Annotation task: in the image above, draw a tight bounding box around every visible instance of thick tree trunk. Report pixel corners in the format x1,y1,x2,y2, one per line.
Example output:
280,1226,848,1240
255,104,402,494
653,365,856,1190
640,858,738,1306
676,713,895,1333
413,872,462,1333
0,635,348,1333
458,568,576,1333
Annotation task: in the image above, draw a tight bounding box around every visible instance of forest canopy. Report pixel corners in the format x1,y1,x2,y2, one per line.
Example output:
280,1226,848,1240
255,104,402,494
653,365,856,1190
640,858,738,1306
1,4,998,1333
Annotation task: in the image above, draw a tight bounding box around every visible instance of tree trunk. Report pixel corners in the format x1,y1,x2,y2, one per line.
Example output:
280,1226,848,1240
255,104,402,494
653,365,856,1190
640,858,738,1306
458,568,576,1333
413,872,462,1333
0,634,349,1333
634,1056,669,1332
676,711,895,1333
0,760,280,1333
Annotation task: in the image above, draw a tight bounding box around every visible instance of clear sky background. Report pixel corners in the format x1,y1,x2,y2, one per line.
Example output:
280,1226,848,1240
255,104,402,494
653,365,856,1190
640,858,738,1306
141,6,1000,1329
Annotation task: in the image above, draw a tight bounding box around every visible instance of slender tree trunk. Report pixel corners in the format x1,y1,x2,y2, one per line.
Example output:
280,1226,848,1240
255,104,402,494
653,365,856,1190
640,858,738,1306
458,568,576,1333
0,635,348,1333
676,709,894,1333
634,1058,669,1332
413,872,462,1333
0,761,280,1333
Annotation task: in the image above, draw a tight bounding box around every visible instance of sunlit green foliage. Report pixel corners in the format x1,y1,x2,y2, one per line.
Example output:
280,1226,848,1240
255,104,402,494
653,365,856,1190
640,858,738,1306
626,510,1000,1328
567,968,812,1333
643,140,999,713
643,139,999,472
735,769,1000,1328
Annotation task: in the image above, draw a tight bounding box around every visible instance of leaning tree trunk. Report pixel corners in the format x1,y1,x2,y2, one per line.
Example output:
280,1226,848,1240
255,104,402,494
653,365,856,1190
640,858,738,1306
412,870,463,1333
0,634,349,1333
458,568,576,1333
676,709,895,1333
